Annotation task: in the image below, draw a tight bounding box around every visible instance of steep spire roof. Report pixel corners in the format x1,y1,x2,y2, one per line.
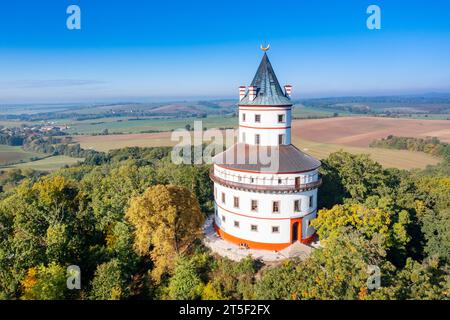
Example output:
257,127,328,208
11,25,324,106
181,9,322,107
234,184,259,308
239,53,292,106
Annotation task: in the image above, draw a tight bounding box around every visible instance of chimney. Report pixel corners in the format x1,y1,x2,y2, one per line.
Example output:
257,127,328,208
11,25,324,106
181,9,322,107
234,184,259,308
239,86,246,101
248,86,257,101
284,85,292,97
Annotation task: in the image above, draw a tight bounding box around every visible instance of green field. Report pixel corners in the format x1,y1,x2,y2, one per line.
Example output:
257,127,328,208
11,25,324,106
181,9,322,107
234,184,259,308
292,105,353,118
0,145,82,171
66,116,239,134
9,156,84,171
0,145,43,166
64,106,351,135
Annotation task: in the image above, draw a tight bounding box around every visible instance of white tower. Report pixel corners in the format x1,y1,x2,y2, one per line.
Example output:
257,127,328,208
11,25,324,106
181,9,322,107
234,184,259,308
210,49,322,250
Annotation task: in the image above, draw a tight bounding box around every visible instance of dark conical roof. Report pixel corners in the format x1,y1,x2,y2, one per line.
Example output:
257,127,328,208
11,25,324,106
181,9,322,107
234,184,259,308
239,53,292,106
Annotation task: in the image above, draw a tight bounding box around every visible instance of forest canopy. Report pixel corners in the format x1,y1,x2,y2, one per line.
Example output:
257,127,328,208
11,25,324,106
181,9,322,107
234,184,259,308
0,146,448,300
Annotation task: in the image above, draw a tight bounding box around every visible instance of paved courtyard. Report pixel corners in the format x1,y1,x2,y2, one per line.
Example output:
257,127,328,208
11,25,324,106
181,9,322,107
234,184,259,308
202,216,318,262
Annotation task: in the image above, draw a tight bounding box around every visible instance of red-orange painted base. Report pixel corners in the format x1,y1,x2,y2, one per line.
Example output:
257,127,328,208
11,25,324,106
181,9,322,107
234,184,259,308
213,223,316,251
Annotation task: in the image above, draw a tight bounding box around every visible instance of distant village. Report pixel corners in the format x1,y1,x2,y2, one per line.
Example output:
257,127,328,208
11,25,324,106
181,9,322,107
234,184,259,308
0,123,70,147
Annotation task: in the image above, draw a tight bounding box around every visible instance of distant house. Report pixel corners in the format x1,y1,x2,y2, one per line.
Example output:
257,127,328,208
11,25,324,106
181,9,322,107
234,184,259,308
39,125,68,132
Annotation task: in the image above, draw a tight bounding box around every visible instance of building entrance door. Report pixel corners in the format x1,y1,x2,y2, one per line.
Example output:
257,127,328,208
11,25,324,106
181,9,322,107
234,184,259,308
292,222,299,243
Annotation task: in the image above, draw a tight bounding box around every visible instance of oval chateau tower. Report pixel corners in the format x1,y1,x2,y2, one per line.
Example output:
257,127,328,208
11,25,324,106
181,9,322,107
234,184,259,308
210,49,322,251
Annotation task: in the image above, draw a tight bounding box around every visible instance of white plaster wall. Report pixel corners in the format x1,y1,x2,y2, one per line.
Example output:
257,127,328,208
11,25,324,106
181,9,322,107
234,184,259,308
239,108,292,127
215,205,292,243
238,108,292,146
213,182,318,243
239,127,291,146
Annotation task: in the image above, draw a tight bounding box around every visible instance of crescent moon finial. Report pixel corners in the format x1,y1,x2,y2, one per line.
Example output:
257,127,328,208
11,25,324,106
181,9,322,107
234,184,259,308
260,44,270,52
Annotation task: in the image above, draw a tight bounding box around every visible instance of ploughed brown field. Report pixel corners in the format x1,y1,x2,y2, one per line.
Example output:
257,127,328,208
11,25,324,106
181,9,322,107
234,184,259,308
73,117,449,169
292,117,450,147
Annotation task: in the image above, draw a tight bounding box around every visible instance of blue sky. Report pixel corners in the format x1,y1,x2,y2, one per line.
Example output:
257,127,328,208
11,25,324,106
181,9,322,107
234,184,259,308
0,0,450,103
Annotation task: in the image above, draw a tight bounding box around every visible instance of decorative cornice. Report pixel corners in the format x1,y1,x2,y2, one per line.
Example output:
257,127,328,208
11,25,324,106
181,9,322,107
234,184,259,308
210,167,322,193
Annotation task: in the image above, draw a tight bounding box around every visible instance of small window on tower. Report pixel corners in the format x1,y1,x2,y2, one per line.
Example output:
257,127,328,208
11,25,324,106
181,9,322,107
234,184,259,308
294,200,301,212
251,225,258,232
278,134,284,145
272,201,280,213
309,195,314,208
222,192,226,204
272,226,280,233
278,114,285,123
251,200,258,211
255,114,261,123
222,215,226,223
255,134,260,145
234,221,240,228
233,196,239,208
242,113,246,122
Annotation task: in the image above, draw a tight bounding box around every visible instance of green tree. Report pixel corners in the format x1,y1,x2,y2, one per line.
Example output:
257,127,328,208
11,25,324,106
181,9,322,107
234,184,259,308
254,261,298,299
319,151,388,207
312,203,410,253
254,230,396,300
21,262,67,300
421,209,450,264
204,257,258,300
155,159,213,213
82,164,156,231
369,257,450,300
166,257,204,300
294,230,394,300
90,259,125,300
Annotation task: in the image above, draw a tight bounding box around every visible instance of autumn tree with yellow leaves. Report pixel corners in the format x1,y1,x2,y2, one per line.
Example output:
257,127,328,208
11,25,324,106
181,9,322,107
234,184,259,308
126,184,204,283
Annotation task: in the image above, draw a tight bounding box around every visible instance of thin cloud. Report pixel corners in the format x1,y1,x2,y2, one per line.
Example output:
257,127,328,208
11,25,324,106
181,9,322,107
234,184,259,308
0,79,107,89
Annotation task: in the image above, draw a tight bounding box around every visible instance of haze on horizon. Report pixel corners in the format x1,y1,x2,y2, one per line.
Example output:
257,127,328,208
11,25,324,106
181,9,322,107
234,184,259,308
0,0,450,104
